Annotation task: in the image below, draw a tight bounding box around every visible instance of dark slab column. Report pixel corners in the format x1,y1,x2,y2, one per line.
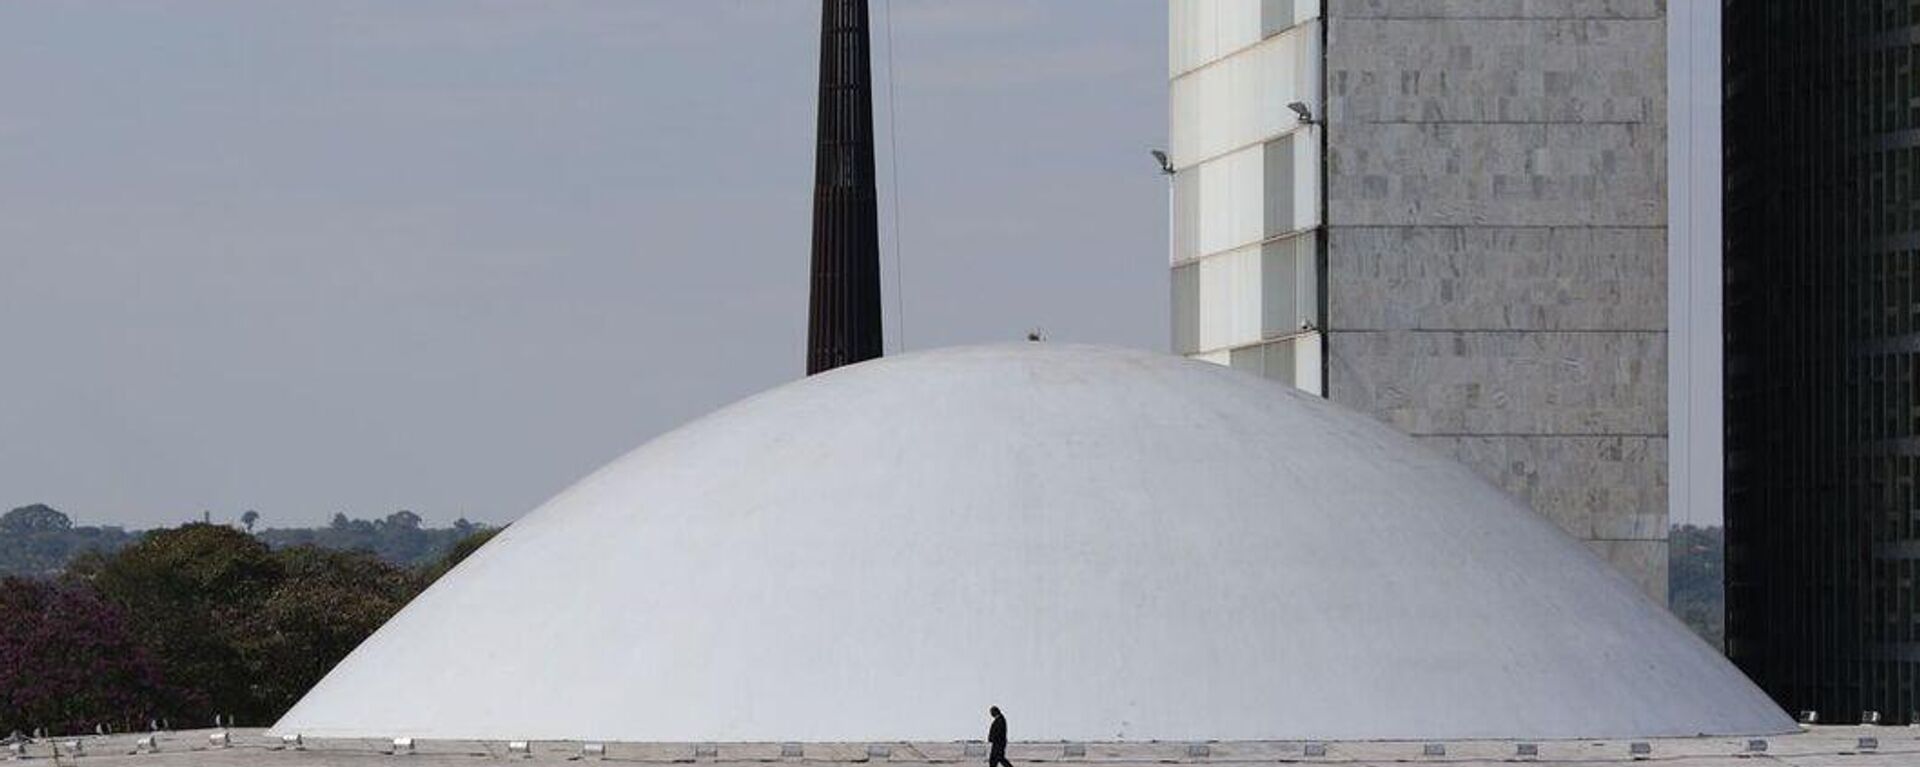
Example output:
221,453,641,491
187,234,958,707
807,0,883,375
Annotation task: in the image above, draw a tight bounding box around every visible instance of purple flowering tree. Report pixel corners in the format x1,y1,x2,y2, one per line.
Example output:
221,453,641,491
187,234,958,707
0,577,191,736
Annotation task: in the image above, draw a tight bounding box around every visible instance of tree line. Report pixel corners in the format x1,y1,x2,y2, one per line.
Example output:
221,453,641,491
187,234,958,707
0,505,499,736
0,504,491,578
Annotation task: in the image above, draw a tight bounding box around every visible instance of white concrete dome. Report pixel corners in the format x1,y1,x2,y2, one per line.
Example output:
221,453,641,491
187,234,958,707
276,344,1791,742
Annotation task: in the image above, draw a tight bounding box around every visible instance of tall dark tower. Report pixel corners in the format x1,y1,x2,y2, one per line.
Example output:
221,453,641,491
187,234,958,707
807,0,883,375
1724,0,1920,723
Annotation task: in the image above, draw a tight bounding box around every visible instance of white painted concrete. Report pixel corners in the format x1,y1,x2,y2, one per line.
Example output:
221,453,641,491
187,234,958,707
276,345,1791,743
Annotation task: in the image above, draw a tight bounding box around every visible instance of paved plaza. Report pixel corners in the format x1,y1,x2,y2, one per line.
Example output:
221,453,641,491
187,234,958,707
7,727,1915,767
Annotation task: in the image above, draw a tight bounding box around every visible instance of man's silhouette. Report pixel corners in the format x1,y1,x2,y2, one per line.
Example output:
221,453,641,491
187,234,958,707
987,706,1011,767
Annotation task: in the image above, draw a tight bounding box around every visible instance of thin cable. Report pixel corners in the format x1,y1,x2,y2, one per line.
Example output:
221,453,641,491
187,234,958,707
882,0,907,353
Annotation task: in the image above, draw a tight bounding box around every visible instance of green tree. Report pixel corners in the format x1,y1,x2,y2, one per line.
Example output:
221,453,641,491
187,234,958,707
62,522,433,726
1,504,71,534
0,504,135,578
67,524,283,724
230,547,419,715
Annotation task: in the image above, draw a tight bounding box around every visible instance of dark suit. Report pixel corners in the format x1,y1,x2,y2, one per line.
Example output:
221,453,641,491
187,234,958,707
988,714,1010,767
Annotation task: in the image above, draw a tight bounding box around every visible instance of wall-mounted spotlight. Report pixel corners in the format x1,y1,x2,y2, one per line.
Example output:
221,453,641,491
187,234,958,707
1287,101,1316,125
1150,149,1175,176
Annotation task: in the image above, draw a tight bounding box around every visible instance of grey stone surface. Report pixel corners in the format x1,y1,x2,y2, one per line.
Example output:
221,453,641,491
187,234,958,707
1420,435,1666,536
1323,0,1668,598
1327,226,1665,331
1327,18,1664,125
1331,0,1665,19
1327,123,1665,227
1326,330,1665,434
18,727,1915,767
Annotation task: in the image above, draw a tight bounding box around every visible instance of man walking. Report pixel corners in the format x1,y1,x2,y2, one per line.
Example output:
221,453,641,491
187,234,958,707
987,706,1011,767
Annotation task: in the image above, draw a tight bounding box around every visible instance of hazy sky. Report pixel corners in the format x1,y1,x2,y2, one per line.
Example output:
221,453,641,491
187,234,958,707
1,3,1720,529
0,2,1168,528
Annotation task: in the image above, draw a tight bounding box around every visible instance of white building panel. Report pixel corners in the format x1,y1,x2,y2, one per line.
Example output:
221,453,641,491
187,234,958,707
1171,133,1320,264
1169,24,1321,168
1173,232,1319,357
1195,244,1263,352
1170,0,1321,77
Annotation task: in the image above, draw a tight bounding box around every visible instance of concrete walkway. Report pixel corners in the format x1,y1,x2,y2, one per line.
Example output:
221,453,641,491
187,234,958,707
6,727,1914,766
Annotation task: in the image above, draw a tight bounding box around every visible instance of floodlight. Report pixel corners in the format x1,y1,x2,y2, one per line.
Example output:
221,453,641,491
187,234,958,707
1286,101,1316,124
